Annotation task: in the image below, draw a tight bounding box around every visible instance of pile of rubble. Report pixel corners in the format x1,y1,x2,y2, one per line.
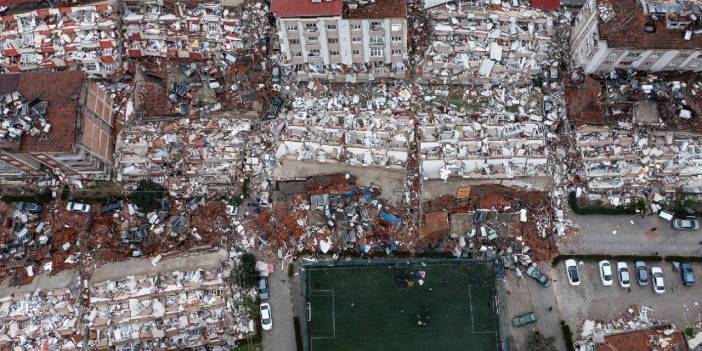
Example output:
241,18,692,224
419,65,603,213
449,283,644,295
568,70,702,198
0,288,81,349
276,83,413,170
0,3,118,75
0,90,49,141
418,0,557,85
87,268,253,350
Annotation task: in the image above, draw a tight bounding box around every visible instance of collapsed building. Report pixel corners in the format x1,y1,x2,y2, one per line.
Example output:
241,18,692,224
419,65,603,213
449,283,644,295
122,0,245,62
567,71,702,197
0,71,116,179
87,268,254,350
419,0,557,85
0,2,118,75
272,0,408,81
275,89,412,170
570,0,702,74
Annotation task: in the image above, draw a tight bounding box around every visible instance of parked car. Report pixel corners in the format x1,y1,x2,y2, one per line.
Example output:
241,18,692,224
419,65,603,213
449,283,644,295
651,266,665,294
266,95,284,119
681,262,695,286
617,262,630,288
272,65,281,84
512,311,537,328
258,276,269,300
66,202,91,213
565,259,580,286
599,260,613,286
526,265,551,287
672,217,700,231
100,202,122,214
635,261,649,286
260,302,273,331
15,202,42,214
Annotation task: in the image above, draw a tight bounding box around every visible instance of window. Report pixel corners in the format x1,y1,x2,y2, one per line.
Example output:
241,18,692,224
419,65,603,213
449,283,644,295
391,23,401,31
309,49,320,57
305,23,317,31
352,37,361,43
293,51,302,57
370,36,383,44
207,22,220,33
21,33,34,46
618,61,632,66
102,48,113,55
371,21,381,29
352,24,361,30
329,50,339,56
327,24,337,30
103,63,114,72
625,52,640,58
370,47,383,57
287,24,298,31
392,36,402,43
328,38,338,44
352,50,360,55
307,36,318,42
392,49,402,56
289,39,300,45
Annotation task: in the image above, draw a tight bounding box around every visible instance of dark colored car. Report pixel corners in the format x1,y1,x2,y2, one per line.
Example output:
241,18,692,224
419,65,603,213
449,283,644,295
635,261,649,286
15,202,41,214
258,276,269,300
526,266,551,287
681,263,695,286
267,96,284,119
100,202,123,214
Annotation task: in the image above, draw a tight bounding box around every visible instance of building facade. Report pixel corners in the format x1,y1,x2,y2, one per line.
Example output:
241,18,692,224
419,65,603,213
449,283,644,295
272,0,408,81
570,0,702,74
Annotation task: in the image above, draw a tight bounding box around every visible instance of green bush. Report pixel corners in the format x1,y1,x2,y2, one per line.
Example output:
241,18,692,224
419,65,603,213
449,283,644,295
560,321,576,351
129,180,166,212
231,253,258,289
1,191,53,204
568,192,645,215
685,327,695,338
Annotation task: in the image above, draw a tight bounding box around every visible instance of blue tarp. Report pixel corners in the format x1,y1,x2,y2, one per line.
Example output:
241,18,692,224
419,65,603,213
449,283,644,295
380,210,401,224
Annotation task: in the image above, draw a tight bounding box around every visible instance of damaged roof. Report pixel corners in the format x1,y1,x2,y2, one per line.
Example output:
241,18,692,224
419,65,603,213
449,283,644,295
271,0,343,18
343,0,408,19
598,0,702,50
596,327,689,351
0,71,84,153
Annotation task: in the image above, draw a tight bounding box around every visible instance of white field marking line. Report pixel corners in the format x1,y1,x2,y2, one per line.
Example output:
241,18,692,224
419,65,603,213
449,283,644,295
468,285,498,335
310,289,337,340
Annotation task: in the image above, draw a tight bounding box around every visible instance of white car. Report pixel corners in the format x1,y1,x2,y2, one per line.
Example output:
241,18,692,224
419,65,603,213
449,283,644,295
66,202,91,213
260,302,273,331
651,267,665,294
565,259,580,286
599,260,613,286
617,262,630,288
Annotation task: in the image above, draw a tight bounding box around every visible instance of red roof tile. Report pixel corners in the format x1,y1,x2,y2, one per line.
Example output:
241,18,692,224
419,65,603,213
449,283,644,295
530,0,559,10
0,71,84,153
343,0,407,19
271,0,342,18
599,0,702,50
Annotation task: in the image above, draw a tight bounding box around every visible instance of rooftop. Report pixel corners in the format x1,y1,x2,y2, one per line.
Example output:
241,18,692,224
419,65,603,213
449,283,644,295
271,0,343,18
0,71,84,153
343,0,408,19
596,327,689,351
598,0,702,50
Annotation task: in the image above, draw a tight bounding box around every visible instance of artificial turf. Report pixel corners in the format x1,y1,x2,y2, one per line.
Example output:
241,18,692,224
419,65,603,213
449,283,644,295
305,261,499,351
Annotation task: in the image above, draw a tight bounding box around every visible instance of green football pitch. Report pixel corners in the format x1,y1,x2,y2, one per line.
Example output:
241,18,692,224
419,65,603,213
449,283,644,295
305,261,500,351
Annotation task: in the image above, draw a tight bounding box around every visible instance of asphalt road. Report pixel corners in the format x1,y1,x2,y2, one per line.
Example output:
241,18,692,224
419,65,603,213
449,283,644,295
559,213,702,256
261,268,296,351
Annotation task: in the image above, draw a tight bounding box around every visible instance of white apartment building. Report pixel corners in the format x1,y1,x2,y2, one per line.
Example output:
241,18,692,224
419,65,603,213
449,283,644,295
271,0,408,81
570,0,702,74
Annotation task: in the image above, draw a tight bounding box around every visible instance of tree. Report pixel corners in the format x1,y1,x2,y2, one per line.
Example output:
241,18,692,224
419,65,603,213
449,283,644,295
231,253,258,288
129,180,166,212
528,331,557,351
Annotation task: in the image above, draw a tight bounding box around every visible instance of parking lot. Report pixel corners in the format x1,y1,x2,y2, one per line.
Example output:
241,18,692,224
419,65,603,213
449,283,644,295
552,260,702,335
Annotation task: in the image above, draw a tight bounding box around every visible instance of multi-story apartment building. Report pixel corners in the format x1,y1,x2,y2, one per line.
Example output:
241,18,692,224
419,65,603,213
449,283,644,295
272,0,408,81
0,71,116,179
570,0,702,73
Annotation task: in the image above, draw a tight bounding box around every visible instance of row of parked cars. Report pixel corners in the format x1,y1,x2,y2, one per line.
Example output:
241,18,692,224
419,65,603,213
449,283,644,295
565,259,695,294
258,270,273,331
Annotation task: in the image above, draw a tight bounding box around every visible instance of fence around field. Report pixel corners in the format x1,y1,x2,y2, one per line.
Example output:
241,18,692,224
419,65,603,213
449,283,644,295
300,258,509,351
